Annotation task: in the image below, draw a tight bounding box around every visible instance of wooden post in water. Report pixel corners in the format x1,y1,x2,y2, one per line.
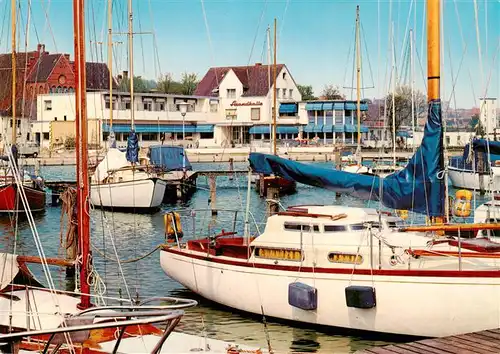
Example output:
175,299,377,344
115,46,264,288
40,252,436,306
266,186,279,217
209,174,217,216
229,158,234,180
259,174,265,197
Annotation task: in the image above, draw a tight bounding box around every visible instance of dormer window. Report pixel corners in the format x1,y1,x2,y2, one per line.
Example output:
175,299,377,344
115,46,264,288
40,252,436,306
227,89,236,98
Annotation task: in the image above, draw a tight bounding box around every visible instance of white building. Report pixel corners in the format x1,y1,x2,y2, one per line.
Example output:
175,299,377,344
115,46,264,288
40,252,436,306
194,63,303,147
479,97,498,134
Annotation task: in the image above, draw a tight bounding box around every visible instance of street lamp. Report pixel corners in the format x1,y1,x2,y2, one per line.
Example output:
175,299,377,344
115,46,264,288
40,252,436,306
177,102,190,176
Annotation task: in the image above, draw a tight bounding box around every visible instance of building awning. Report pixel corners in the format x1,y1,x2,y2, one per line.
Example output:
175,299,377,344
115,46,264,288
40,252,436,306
344,124,356,133
334,103,344,110
303,124,315,133
276,126,299,134
196,124,214,133
305,103,324,111
102,123,197,133
397,130,411,138
334,125,344,132
322,103,334,110
344,103,356,110
322,124,334,132
360,125,369,133
249,125,270,134
279,103,298,114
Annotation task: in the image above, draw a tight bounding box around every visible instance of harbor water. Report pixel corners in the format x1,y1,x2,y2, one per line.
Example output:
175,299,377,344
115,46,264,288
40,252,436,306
1,161,486,353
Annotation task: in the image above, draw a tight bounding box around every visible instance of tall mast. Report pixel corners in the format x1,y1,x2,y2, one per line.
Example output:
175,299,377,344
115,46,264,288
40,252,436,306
410,29,415,152
108,0,113,130
11,0,16,145
272,18,277,156
427,0,440,102
391,22,396,168
267,26,272,154
355,5,361,152
128,0,135,130
73,0,92,310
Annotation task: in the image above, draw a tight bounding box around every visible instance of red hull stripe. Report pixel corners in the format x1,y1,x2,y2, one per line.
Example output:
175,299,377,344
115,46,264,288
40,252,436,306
162,247,500,278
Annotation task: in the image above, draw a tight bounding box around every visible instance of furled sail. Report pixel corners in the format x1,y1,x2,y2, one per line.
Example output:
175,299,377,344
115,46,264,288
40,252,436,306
126,130,139,163
249,100,445,216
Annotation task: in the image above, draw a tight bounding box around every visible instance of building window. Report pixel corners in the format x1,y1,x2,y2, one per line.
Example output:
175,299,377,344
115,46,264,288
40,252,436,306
64,115,67,121
282,89,287,99
143,101,153,111
335,110,343,124
44,100,52,111
105,101,110,109
446,136,451,145
200,132,214,139
225,109,237,120
210,102,218,113
125,102,131,110
43,132,49,140
226,89,236,98
251,108,260,121
54,117,58,121
289,89,293,98
276,88,280,98
141,133,157,141
157,102,165,111
283,72,286,79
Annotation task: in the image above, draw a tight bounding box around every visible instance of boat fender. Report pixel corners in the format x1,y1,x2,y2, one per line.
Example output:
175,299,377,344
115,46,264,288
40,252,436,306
164,211,183,240
288,282,317,310
454,189,472,217
396,209,408,220
345,286,376,309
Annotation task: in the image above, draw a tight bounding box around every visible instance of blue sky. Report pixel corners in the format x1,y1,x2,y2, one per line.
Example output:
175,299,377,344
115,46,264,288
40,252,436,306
2,0,499,109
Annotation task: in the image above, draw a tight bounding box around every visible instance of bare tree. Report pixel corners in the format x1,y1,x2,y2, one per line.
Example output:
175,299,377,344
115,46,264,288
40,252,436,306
321,84,345,100
383,85,426,142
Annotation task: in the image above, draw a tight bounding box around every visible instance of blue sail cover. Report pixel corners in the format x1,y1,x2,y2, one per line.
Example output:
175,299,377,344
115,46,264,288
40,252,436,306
126,130,139,163
249,100,445,216
449,138,500,171
149,145,192,171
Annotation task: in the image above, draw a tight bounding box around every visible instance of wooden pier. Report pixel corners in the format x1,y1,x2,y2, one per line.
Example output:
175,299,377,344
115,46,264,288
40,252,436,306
356,329,500,353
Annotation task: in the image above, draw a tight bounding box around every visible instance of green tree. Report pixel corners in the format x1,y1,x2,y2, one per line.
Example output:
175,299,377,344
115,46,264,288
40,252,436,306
383,85,426,144
157,73,184,94
181,72,198,95
297,84,316,100
117,76,149,93
321,84,345,100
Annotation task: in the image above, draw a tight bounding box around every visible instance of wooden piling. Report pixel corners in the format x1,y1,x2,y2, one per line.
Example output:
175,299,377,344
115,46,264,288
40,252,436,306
229,158,234,180
209,174,217,216
266,186,279,216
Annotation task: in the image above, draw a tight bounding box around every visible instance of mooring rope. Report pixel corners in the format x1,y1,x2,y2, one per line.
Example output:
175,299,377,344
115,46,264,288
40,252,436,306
91,243,161,264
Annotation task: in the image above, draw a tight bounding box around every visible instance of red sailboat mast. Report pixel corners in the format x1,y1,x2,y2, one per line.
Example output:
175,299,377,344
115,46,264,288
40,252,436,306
73,0,92,310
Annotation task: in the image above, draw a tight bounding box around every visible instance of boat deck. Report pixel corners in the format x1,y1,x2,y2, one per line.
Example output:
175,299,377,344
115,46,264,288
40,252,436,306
356,329,500,353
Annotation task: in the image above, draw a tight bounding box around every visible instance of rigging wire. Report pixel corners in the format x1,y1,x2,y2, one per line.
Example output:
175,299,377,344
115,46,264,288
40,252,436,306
200,0,218,85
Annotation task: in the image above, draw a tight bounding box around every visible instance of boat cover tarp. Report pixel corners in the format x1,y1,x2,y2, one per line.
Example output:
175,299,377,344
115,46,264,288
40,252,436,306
249,100,445,216
92,148,130,182
126,131,139,164
149,145,192,171
449,139,500,171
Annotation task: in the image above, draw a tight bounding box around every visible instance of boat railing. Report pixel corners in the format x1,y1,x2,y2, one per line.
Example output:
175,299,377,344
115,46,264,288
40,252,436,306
0,308,184,354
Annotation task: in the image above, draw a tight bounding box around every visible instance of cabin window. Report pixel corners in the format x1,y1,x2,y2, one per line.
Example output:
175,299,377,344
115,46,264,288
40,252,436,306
324,225,346,232
350,224,365,231
328,252,363,265
255,247,303,261
284,222,319,232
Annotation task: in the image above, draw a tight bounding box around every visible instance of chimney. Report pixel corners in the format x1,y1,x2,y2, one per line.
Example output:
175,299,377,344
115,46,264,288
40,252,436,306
64,54,70,61
255,62,262,66
123,70,128,79
37,44,46,54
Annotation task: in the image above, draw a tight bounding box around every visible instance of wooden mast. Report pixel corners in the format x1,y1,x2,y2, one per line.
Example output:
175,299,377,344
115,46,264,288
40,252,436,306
128,0,135,130
427,0,440,102
272,18,277,156
355,5,361,153
11,0,16,145
73,0,92,310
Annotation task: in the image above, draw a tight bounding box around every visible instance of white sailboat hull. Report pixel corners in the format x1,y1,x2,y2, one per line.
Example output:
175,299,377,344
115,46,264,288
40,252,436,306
160,249,500,337
91,178,167,210
448,166,500,192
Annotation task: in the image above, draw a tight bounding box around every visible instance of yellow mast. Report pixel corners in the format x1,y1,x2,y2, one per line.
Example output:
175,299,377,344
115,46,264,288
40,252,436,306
355,5,361,150
11,0,17,145
427,0,440,102
272,18,277,156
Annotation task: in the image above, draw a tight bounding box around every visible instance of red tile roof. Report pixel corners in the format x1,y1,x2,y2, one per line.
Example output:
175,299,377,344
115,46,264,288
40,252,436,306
194,64,285,97
84,62,117,90
27,54,62,82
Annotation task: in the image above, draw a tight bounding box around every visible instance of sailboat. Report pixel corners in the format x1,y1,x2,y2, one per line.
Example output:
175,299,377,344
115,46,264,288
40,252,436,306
448,138,500,192
342,8,403,178
160,0,500,337
90,0,167,212
0,11,46,213
256,19,296,197
0,1,264,353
